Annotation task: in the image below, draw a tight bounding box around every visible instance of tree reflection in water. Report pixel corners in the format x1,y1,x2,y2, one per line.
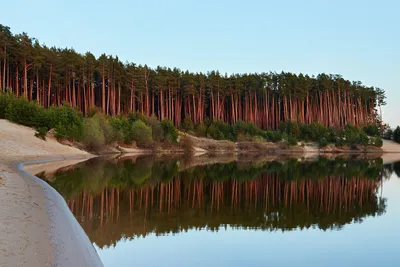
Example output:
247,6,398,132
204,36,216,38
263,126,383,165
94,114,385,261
37,155,389,249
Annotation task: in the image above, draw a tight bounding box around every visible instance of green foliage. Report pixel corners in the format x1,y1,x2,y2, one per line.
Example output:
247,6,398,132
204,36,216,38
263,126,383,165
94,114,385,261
300,123,328,141
393,126,400,144
83,117,106,152
181,115,194,132
131,120,153,147
207,121,234,140
46,105,84,140
87,106,101,118
279,121,300,138
374,136,383,147
343,125,361,144
34,127,48,140
146,116,164,142
287,135,298,146
109,116,131,143
195,123,207,137
161,119,178,143
318,137,329,148
359,132,370,146
363,124,380,137
5,96,46,127
266,131,282,142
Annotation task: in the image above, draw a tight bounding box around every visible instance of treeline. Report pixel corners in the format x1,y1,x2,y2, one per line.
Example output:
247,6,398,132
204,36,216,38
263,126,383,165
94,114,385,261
0,24,386,130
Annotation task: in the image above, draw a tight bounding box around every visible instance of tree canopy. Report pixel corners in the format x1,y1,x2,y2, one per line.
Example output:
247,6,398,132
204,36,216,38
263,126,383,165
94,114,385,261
0,24,386,130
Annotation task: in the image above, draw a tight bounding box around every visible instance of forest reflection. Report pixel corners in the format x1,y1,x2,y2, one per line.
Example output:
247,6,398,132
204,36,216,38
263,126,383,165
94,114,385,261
37,155,392,249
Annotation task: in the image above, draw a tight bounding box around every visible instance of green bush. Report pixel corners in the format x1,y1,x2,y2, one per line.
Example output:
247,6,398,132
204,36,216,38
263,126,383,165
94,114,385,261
46,104,84,140
0,93,15,119
132,120,153,147
35,127,48,140
374,136,383,147
279,121,300,138
363,124,380,137
300,123,328,141
266,131,282,142
287,135,298,146
343,125,361,144
195,123,207,137
5,96,46,127
83,117,106,152
207,123,224,140
318,137,329,148
109,116,130,143
161,119,178,143
181,115,194,132
146,116,164,142
359,132,370,146
208,121,234,140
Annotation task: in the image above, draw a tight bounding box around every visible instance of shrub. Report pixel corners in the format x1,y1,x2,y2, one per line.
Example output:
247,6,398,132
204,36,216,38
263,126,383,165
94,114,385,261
195,123,207,137
363,124,380,137
128,112,147,123
279,121,300,138
146,116,164,142
35,127,48,140
46,104,84,140
374,136,383,147
359,132,370,146
87,106,102,118
318,137,329,148
0,93,15,118
132,120,153,147
109,116,130,143
266,131,282,142
287,135,298,146
5,96,46,127
343,125,361,144
393,126,400,144
83,117,106,152
208,121,234,140
207,123,224,140
181,115,194,132
300,123,328,141
161,119,178,143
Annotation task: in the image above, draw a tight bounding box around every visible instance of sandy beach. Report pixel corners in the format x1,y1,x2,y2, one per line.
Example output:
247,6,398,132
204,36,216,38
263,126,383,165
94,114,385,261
0,120,102,267
1,118,400,266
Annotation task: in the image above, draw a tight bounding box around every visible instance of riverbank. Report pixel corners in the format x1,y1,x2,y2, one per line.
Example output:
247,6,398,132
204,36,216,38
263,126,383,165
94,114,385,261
0,120,102,267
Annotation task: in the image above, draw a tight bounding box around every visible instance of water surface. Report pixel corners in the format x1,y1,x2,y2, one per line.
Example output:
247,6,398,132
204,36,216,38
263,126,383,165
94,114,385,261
37,156,400,267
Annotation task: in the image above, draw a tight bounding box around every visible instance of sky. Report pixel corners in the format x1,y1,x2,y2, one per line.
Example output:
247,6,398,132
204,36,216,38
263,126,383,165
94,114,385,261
2,0,399,126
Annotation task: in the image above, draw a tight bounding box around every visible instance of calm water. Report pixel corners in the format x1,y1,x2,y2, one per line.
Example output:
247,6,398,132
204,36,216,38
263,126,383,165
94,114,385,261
37,156,400,267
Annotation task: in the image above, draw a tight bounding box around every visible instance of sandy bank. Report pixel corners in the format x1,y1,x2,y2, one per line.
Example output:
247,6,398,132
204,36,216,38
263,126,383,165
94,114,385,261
0,120,102,267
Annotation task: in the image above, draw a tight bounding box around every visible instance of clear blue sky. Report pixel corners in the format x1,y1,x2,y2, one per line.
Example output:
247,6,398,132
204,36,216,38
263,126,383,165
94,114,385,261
3,0,399,126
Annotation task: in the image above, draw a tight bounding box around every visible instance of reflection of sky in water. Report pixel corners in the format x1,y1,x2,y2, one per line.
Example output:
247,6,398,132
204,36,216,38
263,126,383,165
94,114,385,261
96,174,400,267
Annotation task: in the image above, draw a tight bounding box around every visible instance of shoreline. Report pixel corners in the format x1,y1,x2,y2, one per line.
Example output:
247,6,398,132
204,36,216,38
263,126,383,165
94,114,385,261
17,157,103,267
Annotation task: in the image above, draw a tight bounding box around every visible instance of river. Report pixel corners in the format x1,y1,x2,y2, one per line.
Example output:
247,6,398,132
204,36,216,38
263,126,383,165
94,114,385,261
36,155,400,267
